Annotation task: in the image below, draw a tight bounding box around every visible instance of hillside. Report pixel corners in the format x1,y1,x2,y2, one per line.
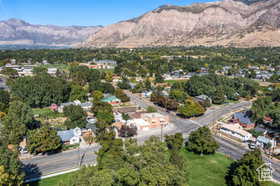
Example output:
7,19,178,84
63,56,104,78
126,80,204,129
83,0,280,48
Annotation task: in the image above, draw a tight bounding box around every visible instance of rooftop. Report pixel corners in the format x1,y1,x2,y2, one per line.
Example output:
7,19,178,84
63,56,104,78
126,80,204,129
233,111,253,125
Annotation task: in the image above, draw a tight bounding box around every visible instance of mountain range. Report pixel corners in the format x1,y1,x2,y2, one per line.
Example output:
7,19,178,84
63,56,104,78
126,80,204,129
83,0,280,48
1,0,280,48
0,18,102,46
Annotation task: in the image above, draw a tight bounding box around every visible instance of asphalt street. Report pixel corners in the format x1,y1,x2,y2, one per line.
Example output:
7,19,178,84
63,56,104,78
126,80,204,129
0,76,8,90
22,145,100,180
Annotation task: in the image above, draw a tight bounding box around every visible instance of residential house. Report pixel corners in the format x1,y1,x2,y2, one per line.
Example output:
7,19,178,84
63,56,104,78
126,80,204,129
101,96,121,106
58,100,92,113
80,59,116,70
18,68,33,76
142,91,152,98
47,68,58,76
114,112,124,122
219,123,252,142
80,102,92,111
231,111,255,129
49,104,58,112
113,106,137,113
195,95,212,105
86,117,97,133
58,100,81,113
57,127,82,145
263,116,273,125
256,136,276,149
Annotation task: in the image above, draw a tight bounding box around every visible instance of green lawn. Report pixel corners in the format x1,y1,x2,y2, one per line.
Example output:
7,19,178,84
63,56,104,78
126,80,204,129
41,64,70,71
26,172,75,186
165,79,187,85
182,149,232,186
181,149,279,186
32,108,64,119
27,150,280,186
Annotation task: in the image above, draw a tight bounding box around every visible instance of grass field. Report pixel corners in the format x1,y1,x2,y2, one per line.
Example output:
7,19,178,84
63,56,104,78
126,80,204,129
181,149,279,186
26,172,75,186
182,149,232,186
41,64,70,71
26,150,280,186
32,108,64,119
164,79,187,85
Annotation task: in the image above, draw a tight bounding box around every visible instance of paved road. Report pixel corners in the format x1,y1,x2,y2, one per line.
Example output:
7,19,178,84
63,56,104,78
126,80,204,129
125,91,280,181
0,76,8,90
22,145,99,180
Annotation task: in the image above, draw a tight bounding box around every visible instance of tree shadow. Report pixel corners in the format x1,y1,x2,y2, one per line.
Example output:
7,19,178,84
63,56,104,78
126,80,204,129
22,163,42,186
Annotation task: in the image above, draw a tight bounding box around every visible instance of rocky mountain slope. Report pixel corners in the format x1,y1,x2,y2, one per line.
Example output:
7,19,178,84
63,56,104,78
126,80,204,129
84,0,280,48
0,19,102,46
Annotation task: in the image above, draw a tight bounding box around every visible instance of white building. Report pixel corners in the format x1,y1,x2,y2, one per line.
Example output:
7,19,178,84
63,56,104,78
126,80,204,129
256,136,276,149
127,119,150,131
219,123,252,142
47,68,58,76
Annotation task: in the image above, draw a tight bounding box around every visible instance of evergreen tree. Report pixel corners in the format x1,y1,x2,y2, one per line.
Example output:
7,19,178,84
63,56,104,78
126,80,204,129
226,149,263,186
1,100,33,144
0,145,24,186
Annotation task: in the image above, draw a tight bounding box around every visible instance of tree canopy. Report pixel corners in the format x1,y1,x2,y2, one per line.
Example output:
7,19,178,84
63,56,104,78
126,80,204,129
10,74,71,108
187,126,219,155
27,126,62,154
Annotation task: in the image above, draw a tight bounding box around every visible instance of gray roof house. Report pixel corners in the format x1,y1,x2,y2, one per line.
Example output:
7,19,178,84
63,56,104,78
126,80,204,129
80,102,93,111
57,127,81,145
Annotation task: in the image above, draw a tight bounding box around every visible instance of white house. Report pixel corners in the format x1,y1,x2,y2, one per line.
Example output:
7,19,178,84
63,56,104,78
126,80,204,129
58,100,81,113
114,112,124,122
127,119,150,131
219,123,252,142
256,136,276,149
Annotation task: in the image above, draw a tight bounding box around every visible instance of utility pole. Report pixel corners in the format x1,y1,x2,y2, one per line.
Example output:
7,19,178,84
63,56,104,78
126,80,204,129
161,123,163,142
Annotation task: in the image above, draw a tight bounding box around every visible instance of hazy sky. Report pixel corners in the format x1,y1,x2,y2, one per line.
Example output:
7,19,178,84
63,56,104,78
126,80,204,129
0,0,214,26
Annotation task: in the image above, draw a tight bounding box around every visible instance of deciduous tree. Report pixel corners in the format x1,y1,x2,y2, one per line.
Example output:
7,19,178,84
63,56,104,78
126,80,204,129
64,105,87,129
187,126,219,155
27,126,62,154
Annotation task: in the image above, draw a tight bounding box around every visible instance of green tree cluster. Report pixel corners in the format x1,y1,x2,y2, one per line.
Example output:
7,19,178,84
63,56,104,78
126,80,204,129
64,105,87,129
0,89,10,113
186,126,219,155
10,74,71,108
1,100,34,144
226,149,264,186
27,126,62,154
60,137,187,186
0,145,24,186
177,98,205,118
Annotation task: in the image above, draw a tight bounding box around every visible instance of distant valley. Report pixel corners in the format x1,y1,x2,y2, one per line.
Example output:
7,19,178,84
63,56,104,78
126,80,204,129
0,18,102,47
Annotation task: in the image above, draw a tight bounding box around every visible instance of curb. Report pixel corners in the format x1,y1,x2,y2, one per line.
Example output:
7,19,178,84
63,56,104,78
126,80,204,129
24,168,80,183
